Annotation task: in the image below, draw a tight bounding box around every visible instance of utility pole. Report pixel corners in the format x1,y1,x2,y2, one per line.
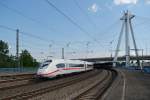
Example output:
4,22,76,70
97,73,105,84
86,41,90,58
66,42,70,59
49,44,52,58
16,29,20,70
145,43,148,56
62,48,64,59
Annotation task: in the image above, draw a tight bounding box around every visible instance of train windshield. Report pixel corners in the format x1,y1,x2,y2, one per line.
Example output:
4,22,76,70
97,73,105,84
40,60,52,68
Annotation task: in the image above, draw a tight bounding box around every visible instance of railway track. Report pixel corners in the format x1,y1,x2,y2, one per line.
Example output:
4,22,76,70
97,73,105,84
0,70,101,100
73,69,117,100
0,69,117,100
0,73,35,82
0,73,36,90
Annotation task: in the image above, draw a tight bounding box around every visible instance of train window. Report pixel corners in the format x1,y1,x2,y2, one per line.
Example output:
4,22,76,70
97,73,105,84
45,60,52,63
87,64,93,68
41,64,49,67
69,64,84,67
79,64,84,67
40,60,52,68
56,63,65,68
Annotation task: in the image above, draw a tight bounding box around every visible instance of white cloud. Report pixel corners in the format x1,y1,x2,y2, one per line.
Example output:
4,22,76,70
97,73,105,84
114,0,138,5
145,0,150,4
88,3,99,13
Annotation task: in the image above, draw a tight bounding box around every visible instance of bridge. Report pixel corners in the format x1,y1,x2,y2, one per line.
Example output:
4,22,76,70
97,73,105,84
79,55,150,62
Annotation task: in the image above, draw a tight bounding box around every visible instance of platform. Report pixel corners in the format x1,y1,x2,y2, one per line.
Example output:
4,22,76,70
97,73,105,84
103,68,150,100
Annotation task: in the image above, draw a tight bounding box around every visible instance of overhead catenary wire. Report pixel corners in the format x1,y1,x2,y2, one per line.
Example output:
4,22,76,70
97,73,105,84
0,24,88,54
0,24,96,50
0,25,53,54
0,25,16,31
0,0,119,57
0,25,55,50
73,0,98,30
20,43,47,51
73,0,121,43
136,15,150,21
71,0,120,47
135,15,150,27
44,0,102,46
98,19,120,38
0,0,109,47
0,24,53,44
0,1,57,33
21,39,81,53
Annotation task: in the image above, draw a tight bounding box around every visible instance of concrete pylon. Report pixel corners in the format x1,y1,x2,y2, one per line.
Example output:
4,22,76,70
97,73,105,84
113,11,140,68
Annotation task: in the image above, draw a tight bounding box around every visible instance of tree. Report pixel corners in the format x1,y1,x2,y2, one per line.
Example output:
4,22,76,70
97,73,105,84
0,40,10,67
20,50,39,67
0,40,39,67
0,40,9,55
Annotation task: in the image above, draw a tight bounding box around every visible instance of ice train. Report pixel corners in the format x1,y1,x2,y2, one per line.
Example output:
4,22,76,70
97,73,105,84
37,59,93,78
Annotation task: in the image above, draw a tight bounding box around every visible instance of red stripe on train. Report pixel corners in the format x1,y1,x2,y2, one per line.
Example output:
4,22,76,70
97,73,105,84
39,67,84,76
62,67,84,70
40,70,59,76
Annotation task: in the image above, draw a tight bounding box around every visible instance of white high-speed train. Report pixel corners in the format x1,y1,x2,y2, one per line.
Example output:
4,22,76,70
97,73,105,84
37,59,93,78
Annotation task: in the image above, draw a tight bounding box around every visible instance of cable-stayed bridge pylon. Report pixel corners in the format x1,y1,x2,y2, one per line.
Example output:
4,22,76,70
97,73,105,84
113,11,140,68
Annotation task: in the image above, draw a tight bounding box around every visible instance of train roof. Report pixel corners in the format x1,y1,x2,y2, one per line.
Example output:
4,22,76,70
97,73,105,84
44,58,93,64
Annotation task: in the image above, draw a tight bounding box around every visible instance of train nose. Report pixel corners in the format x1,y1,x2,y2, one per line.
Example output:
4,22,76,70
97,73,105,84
37,64,49,75
37,68,47,75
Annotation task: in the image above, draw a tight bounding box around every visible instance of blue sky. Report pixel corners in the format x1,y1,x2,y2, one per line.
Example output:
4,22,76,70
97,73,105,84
0,0,150,61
